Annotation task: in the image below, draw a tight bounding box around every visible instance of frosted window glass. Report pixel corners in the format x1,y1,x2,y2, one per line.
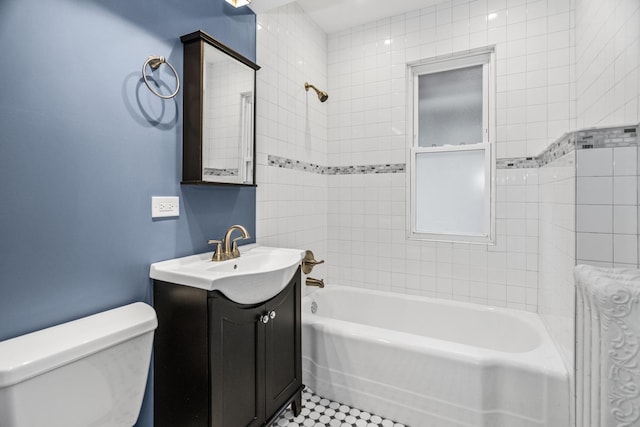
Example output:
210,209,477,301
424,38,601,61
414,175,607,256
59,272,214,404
418,65,483,147
415,150,486,235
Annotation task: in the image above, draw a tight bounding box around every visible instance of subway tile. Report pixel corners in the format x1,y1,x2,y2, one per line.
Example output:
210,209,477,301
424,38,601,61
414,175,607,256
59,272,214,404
507,251,527,269
613,176,638,205
469,281,488,298
614,234,638,265
526,69,548,89
526,104,547,122
507,285,526,304
507,22,527,40
613,146,637,176
526,87,548,105
436,276,454,294
576,205,613,233
613,262,639,269
547,12,570,33
526,0,548,20
576,259,613,268
577,148,614,176
453,279,471,296
547,66,571,86
547,84,570,103
614,205,638,234
507,5,527,24
527,17,547,37
548,30,571,52
576,177,613,204
576,233,613,263
488,0,507,11
488,283,507,301
526,287,538,306
547,0,571,14
452,3,470,22
488,26,508,44
526,34,547,54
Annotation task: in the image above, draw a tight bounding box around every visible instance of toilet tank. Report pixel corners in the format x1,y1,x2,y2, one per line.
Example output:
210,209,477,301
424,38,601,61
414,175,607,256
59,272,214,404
0,302,157,427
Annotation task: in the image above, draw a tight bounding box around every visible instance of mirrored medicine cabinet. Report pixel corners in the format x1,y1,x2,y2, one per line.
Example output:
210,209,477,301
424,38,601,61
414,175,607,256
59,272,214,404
180,30,260,186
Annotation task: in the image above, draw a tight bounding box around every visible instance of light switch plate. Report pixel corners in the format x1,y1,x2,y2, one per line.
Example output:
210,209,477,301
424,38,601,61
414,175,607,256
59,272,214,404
152,196,179,218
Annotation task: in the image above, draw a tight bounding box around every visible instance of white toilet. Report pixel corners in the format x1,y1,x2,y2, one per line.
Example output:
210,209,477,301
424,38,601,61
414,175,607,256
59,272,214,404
0,302,157,427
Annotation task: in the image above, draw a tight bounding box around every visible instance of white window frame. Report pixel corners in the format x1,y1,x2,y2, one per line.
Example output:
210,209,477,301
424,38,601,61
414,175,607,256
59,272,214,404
406,47,496,244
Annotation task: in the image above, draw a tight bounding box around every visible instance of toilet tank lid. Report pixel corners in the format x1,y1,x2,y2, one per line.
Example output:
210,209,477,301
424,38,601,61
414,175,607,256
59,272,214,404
0,302,157,388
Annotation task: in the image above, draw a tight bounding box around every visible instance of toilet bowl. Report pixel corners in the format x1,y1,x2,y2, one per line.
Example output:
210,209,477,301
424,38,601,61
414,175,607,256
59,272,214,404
0,302,157,427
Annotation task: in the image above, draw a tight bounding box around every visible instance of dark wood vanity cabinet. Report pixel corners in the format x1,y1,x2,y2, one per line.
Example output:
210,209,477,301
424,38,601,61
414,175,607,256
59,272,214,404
153,267,303,427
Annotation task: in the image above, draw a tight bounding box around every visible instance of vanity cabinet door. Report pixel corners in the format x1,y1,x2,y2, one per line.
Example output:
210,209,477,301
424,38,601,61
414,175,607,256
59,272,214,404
209,296,265,427
156,267,302,427
264,269,302,419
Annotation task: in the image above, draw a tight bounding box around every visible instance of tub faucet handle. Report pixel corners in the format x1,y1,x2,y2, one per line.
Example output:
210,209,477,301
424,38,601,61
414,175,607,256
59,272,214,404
306,277,325,288
302,250,325,274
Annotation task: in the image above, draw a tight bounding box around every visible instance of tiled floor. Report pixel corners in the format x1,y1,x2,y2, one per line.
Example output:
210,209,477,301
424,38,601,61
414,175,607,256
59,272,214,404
274,388,407,427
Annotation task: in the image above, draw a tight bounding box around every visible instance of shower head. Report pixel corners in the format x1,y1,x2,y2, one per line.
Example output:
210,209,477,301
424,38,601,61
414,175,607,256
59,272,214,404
304,82,329,103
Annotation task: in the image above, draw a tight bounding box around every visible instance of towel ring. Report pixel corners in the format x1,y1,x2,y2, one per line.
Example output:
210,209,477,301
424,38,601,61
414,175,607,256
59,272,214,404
142,56,180,99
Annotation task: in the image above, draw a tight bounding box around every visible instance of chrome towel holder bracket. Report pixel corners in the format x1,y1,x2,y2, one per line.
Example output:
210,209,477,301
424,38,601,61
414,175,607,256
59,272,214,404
142,55,180,99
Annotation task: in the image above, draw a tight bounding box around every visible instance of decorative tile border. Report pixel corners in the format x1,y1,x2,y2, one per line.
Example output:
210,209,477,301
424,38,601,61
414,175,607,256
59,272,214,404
204,168,238,177
268,156,326,174
537,124,637,168
537,132,577,168
576,126,638,149
267,125,638,173
328,164,405,174
496,157,539,169
268,155,404,175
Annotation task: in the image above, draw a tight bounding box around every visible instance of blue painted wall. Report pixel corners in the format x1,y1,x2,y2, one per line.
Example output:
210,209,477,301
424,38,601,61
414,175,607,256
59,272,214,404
0,0,256,425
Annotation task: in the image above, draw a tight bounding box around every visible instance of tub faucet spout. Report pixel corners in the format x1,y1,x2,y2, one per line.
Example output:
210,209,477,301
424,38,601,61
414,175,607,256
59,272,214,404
306,277,325,288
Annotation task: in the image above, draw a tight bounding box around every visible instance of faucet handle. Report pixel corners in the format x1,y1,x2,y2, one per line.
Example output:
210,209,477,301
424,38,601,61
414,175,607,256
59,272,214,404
302,250,325,274
208,239,225,262
231,236,249,257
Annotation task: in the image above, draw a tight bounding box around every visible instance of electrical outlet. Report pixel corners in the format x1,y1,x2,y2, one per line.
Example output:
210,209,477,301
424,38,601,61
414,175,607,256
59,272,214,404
152,196,179,218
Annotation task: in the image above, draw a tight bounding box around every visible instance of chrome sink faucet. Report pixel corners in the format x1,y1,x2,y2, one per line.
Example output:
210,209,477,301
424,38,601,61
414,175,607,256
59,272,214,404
208,224,251,262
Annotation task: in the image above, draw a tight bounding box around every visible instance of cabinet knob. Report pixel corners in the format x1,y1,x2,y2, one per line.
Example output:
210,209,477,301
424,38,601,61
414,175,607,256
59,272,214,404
269,310,276,320
260,314,270,324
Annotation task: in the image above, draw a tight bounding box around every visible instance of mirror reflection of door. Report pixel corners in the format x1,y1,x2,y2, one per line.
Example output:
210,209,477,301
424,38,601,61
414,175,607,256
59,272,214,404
239,91,253,184
202,43,255,184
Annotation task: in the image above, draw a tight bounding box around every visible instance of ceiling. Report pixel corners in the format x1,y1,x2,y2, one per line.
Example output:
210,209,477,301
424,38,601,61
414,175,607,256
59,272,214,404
249,0,441,34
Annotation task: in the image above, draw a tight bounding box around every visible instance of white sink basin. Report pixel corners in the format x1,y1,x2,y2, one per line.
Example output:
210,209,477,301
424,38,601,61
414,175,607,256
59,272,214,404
150,244,304,304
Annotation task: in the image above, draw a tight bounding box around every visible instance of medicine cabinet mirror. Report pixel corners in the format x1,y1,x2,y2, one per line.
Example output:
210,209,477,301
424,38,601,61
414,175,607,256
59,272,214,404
181,30,260,186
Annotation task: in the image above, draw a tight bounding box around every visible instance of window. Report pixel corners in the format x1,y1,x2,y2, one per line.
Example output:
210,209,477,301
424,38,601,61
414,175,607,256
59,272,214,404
407,48,495,243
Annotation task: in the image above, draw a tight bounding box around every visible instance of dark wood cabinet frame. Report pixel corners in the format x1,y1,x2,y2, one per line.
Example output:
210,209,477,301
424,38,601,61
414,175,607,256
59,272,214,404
180,30,260,187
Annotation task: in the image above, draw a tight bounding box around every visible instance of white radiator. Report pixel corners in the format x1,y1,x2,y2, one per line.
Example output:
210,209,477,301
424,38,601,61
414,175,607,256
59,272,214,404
575,265,640,427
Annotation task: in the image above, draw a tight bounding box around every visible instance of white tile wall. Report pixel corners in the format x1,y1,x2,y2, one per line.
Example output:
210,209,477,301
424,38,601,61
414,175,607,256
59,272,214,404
255,3,329,274
576,0,640,128
538,151,576,387
255,0,639,336
328,0,576,161
576,146,639,268
323,0,579,311
324,166,539,311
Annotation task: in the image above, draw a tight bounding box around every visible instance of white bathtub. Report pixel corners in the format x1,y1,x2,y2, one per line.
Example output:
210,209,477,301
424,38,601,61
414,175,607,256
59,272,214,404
302,286,569,427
